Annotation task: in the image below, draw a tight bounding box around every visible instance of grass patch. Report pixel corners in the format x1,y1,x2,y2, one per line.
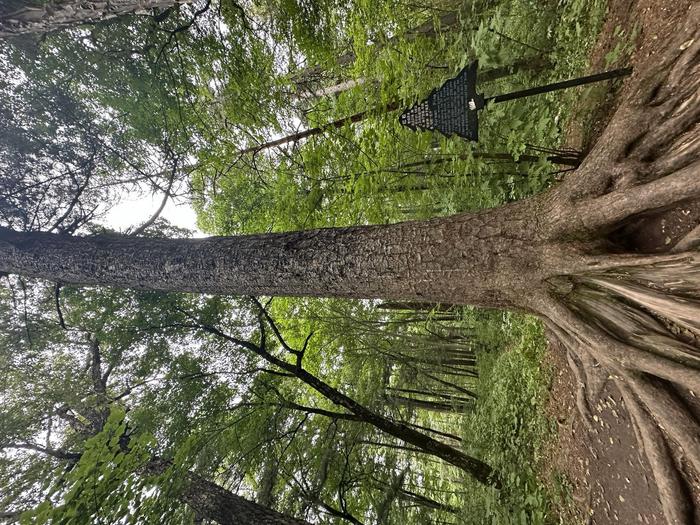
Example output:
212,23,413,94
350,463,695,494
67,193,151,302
459,315,565,525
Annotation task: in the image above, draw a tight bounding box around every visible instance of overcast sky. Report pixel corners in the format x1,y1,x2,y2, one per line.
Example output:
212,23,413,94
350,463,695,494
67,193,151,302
104,191,205,237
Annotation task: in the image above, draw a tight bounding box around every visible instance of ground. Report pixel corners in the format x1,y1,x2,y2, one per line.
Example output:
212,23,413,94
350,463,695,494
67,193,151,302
546,337,664,524
543,0,700,522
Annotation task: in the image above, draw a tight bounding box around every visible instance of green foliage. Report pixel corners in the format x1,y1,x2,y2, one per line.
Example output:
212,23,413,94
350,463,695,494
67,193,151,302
460,316,559,525
20,409,154,525
197,0,609,236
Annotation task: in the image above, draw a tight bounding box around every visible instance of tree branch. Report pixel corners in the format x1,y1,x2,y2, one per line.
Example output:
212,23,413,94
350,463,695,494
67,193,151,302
1,442,80,461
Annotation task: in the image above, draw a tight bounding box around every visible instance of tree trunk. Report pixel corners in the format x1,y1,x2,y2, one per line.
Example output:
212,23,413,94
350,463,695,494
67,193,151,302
377,301,457,312
201,322,496,485
148,459,312,525
0,195,578,310
387,387,476,402
388,395,466,414
296,77,367,100
152,462,310,525
397,487,459,514
405,357,476,367
392,151,581,169
239,101,401,155
0,0,188,37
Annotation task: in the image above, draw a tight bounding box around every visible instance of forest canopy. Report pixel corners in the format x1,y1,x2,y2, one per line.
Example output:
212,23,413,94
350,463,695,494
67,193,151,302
0,1,699,524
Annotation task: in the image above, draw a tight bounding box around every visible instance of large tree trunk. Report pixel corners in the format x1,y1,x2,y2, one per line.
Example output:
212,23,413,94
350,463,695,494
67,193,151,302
0,0,188,37
0,196,580,310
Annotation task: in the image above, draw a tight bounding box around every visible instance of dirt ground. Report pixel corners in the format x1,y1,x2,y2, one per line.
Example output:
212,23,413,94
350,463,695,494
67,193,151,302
544,1,700,523
545,339,664,524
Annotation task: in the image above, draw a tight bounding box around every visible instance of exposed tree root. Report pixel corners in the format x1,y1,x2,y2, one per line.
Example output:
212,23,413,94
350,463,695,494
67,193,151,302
542,22,700,519
544,290,700,392
565,347,596,432
557,336,609,435
628,375,700,477
571,159,700,234
541,257,700,524
618,379,693,525
553,3,700,206
653,124,700,178
584,276,700,342
675,223,700,253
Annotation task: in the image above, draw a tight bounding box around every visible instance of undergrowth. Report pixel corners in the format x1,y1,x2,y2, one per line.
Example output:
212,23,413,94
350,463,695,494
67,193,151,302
459,315,563,525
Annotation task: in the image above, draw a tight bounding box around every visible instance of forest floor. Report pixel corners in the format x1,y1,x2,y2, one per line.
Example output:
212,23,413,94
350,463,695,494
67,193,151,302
543,0,700,523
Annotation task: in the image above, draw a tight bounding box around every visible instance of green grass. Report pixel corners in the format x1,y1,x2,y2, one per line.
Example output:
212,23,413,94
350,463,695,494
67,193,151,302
459,315,563,525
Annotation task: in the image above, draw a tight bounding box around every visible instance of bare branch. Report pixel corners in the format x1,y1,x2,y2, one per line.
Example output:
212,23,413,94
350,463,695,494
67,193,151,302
1,442,80,461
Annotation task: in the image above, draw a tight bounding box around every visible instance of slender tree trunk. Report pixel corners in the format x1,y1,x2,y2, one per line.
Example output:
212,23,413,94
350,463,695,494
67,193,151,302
296,77,367,100
418,357,476,367
256,452,278,509
0,0,188,37
403,421,463,442
239,101,401,155
398,488,459,514
389,395,467,413
293,11,460,85
439,370,478,378
387,387,476,402
201,322,496,485
392,151,581,169
149,458,312,525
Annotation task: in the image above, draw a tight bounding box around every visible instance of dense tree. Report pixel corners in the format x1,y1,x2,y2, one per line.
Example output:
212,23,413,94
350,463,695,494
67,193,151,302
186,301,493,483
1,5,699,524
2,0,699,522
0,277,467,523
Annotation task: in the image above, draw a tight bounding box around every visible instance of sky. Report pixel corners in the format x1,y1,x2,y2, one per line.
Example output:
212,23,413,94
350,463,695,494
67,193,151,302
103,190,205,237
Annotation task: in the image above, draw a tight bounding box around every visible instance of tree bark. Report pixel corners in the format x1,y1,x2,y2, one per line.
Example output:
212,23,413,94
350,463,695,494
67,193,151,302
0,0,188,37
0,195,580,311
377,301,457,312
145,459,311,525
397,487,459,514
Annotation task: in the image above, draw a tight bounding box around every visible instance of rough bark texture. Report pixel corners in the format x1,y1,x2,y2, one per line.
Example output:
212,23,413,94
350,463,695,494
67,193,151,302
145,459,311,525
0,0,188,37
0,200,585,310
